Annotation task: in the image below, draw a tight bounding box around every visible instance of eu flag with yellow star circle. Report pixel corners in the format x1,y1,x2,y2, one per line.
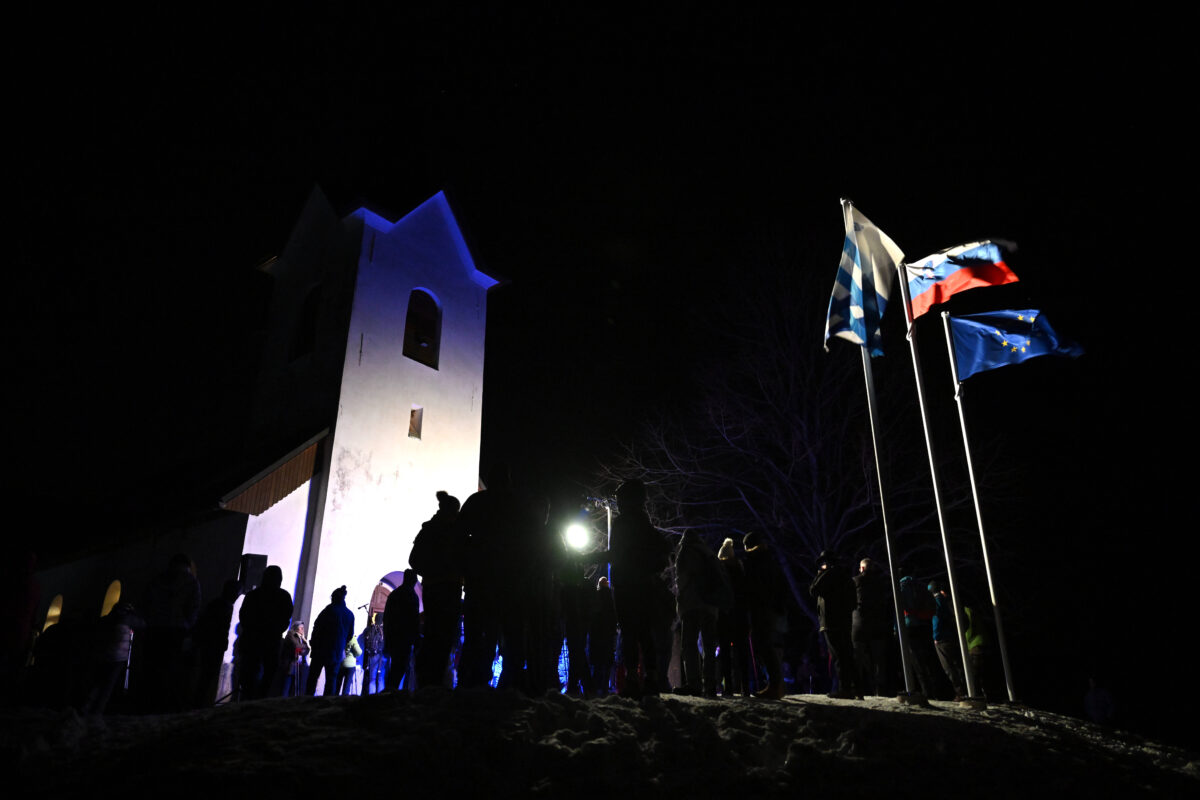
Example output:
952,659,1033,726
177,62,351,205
949,310,1083,381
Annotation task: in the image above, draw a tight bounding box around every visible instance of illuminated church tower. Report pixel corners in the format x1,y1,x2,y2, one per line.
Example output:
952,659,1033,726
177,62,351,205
230,190,497,636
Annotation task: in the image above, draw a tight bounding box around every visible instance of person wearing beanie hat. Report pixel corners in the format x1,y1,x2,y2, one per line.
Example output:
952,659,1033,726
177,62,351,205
307,585,357,696
410,491,463,689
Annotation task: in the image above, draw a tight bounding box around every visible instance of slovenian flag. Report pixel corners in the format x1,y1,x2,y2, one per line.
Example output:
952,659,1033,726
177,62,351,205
905,241,1018,319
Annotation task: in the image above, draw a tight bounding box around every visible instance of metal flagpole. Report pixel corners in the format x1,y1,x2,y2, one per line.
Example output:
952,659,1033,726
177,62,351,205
841,199,919,702
894,260,980,702
859,346,921,701
940,311,1017,702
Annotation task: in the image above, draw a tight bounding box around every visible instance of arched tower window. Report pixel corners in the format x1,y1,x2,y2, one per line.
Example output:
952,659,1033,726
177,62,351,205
101,580,122,617
403,289,441,370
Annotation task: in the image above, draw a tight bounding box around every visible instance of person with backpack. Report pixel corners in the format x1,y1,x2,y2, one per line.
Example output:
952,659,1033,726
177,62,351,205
360,614,386,695
898,569,939,699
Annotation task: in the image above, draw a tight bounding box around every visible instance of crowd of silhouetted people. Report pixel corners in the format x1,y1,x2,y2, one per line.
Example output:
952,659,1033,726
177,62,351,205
4,467,1025,717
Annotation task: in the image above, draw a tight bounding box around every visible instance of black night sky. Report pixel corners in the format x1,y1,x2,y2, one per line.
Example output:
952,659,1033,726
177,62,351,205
12,10,1190,740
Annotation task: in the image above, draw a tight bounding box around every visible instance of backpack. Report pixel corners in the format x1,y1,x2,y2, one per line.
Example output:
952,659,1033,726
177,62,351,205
363,623,385,654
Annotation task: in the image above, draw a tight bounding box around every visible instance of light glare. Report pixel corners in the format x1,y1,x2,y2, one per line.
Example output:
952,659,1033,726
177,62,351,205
565,523,590,550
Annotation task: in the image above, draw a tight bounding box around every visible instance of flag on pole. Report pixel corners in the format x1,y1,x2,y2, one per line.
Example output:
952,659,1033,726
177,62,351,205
825,202,905,357
906,241,1018,319
949,309,1083,381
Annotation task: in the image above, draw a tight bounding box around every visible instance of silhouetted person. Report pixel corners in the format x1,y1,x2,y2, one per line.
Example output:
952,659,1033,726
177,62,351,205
526,497,566,695
79,601,144,715
609,480,672,697
560,561,593,696
675,530,725,696
190,578,241,707
307,585,355,696
237,564,293,700
852,558,894,697
811,550,859,699
743,532,787,699
716,537,751,697
963,603,993,698
335,633,362,695
360,613,387,695
1,548,40,703
898,569,939,699
384,570,421,691
140,553,202,711
28,620,84,709
409,491,463,689
929,581,966,700
278,621,310,697
589,576,617,695
457,464,536,689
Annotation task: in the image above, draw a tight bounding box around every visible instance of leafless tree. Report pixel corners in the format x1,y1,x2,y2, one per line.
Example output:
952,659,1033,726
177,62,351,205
594,258,970,626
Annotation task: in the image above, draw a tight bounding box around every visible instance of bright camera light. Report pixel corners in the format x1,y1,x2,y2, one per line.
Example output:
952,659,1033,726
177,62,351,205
565,523,590,551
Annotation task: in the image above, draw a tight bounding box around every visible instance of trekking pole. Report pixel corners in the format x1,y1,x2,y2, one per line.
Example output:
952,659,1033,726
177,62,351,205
123,628,134,690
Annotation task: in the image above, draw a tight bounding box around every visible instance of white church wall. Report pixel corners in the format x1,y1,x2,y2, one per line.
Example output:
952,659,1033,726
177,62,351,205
307,194,494,634
224,476,313,676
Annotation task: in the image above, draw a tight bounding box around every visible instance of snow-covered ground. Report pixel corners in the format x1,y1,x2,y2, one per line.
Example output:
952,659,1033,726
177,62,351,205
5,691,1197,797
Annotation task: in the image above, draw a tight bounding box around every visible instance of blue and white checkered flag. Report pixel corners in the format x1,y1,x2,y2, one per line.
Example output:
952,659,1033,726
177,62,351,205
825,201,905,357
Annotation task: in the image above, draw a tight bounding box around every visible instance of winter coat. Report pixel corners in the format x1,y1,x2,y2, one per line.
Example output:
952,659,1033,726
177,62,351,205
142,564,201,631
239,566,294,644
279,629,310,674
898,576,934,631
852,568,894,641
743,545,788,631
341,637,362,670
383,584,420,656
457,487,536,587
964,606,989,652
361,623,385,655
98,605,144,663
675,533,731,613
609,511,671,589
310,599,356,666
931,592,957,643
409,509,464,585
810,563,855,633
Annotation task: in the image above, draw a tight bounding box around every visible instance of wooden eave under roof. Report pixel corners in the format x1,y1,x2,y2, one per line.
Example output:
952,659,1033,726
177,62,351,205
219,429,329,516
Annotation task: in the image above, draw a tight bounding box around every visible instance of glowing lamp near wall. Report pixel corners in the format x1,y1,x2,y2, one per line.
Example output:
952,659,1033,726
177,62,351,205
565,523,590,551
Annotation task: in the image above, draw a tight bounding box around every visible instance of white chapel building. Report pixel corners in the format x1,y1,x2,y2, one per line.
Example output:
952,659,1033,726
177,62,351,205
34,188,498,697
